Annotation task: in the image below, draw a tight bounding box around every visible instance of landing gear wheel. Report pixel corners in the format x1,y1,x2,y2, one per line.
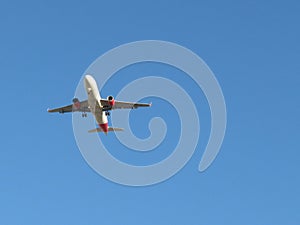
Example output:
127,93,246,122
105,111,110,116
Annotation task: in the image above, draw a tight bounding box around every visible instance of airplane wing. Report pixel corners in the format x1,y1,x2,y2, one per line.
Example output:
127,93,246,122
48,100,90,113
100,99,151,110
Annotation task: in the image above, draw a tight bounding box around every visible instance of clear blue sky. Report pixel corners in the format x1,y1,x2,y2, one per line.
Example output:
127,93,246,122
1,0,299,224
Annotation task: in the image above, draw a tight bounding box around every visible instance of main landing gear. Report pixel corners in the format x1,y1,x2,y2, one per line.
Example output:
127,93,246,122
105,111,110,116
82,112,87,117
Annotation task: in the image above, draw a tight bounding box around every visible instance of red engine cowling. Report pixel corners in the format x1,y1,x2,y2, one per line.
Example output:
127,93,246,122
72,98,81,109
107,96,115,106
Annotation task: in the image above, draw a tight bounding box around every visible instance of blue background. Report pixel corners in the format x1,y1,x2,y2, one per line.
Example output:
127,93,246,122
1,0,299,224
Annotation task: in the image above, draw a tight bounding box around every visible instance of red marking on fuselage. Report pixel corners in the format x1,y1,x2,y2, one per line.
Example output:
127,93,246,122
99,123,108,133
108,99,115,106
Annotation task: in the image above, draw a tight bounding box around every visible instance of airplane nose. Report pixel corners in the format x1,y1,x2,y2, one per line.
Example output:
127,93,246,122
85,75,91,80
84,75,92,89
84,75,96,86
84,75,89,84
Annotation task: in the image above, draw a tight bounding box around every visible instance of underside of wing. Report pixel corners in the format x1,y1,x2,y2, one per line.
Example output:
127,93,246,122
48,100,90,113
100,99,151,110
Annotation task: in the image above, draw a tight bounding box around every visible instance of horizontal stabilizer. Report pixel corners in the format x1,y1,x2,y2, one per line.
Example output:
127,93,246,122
88,127,124,133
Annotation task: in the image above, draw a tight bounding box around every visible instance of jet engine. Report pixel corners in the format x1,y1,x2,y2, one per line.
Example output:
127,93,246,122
72,98,81,110
107,96,115,106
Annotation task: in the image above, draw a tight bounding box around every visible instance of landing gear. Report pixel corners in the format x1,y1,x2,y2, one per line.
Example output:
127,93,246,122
82,112,87,117
105,111,110,116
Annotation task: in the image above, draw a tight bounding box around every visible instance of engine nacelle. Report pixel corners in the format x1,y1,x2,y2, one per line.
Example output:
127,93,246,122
107,95,115,106
72,98,81,110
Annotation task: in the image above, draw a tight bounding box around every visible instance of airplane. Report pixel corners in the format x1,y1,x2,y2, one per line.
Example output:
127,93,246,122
48,75,151,134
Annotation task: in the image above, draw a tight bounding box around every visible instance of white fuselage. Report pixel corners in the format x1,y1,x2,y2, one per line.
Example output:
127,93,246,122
84,75,108,132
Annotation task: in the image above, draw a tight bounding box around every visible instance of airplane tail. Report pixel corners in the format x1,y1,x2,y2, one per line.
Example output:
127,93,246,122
88,127,124,133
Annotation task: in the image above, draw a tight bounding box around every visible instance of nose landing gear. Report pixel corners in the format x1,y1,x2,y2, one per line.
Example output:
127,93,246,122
82,112,87,117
